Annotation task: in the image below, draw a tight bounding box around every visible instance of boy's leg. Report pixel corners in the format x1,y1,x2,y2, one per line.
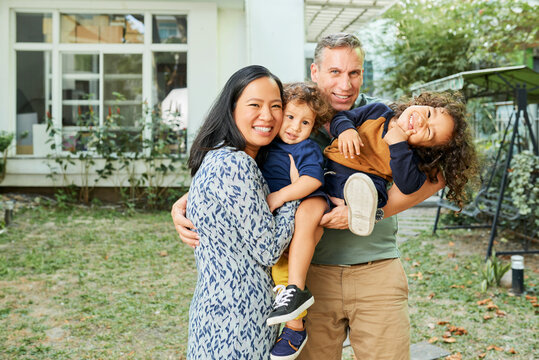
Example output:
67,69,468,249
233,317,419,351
288,197,327,289
267,197,326,325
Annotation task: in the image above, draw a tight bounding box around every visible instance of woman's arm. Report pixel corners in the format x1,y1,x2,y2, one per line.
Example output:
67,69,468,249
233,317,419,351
210,152,298,266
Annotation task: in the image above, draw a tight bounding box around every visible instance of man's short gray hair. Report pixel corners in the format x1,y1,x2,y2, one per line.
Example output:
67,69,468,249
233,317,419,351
314,33,365,65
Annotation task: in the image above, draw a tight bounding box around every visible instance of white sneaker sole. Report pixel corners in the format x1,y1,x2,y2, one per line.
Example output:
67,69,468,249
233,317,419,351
270,333,308,360
343,173,378,236
266,296,314,326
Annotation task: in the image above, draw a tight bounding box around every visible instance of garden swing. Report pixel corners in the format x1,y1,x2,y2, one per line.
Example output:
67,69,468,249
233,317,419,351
411,65,539,259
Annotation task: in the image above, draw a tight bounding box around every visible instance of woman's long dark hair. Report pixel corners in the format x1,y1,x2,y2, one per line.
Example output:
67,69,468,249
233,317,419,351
188,65,284,176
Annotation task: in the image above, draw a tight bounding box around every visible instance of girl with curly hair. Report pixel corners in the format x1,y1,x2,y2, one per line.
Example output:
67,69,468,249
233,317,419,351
324,91,478,236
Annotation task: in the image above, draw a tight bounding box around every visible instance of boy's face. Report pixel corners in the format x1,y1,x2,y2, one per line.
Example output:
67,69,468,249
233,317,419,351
395,105,455,147
279,100,316,145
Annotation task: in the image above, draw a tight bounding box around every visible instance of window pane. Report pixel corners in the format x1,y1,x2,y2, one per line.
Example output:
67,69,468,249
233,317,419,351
16,51,51,155
152,15,187,44
104,54,143,126
153,52,187,154
62,54,99,127
60,14,144,44
16,13,52,43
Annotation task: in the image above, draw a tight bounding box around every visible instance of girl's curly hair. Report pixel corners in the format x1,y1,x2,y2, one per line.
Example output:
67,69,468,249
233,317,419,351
390,91,479,209
283,82,334,132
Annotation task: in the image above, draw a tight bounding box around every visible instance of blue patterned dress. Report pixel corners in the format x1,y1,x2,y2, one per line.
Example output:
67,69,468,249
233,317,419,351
186,147,298,359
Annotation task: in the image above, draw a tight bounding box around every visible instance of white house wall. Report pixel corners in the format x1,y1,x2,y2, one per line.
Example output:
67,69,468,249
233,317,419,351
0,0,307,188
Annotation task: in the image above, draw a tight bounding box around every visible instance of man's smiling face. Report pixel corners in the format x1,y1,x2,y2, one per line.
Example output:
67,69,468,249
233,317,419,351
310,46,363,111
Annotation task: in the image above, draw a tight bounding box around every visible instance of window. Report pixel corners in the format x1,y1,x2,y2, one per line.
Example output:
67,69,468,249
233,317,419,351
14,11,188,155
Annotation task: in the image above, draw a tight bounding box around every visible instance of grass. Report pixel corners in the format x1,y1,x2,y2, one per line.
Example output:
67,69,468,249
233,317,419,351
0,205,196,359
0,205,537,359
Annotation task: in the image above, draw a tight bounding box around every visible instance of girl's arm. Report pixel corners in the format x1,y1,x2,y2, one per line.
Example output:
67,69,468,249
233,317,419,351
267,175,322,212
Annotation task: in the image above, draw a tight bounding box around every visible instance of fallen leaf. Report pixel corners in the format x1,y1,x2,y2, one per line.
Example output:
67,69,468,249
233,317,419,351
447,253,456,258
483,314,492,320
428,336,438,343
159,250,168,257
487,345,504,351
453,264,459,271
478,353,486,358
508,348,517,354
445,353,461,360
443,337,456,343
486,303,499,310
409,272,423,280
437,320,450,325
427,293,435,300
443,331,452,338
404,257,411,261
450,284,465,289
448,241,455,247
477,298,491,305
495,310,507,317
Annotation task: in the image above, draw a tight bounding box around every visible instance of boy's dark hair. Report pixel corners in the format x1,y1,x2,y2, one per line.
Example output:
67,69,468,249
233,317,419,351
390,91,479,209
283,82,334,132
188,65,284,176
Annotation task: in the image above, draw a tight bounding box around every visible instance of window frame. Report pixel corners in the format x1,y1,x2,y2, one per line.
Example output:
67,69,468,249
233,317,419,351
11,8,189,157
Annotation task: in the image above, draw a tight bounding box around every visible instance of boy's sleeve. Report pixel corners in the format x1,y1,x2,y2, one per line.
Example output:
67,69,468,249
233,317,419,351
330,103,392,137
389,142,427,194
293,140,325,185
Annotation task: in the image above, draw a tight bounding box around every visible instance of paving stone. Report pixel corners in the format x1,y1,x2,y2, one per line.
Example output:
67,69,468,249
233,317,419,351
410,341,450,360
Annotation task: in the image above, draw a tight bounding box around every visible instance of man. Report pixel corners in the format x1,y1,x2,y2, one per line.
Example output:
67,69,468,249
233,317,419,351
172,33,444,359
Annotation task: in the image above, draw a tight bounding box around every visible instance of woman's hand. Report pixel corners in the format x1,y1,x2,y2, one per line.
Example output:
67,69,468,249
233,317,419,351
319,197,349,229
338,129,364,158
289,154,299,183
171,192,200,249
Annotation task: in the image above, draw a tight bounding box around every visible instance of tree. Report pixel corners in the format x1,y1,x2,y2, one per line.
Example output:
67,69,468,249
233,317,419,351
379,0,538,96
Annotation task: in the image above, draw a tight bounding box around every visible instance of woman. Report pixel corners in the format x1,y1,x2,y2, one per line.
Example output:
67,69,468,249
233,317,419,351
186,65,298,359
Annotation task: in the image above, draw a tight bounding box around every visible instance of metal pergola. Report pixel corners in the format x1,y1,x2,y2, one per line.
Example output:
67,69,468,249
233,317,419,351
412,66,539,259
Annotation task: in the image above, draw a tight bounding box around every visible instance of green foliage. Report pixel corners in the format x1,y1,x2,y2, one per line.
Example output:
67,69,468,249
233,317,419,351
480,251,511,292
508,150,539,227
0,131,14,183
380,0,538,95
45,94,188,208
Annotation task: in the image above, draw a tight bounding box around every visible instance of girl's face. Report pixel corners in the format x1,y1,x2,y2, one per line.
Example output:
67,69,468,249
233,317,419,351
395,105,455,147
233,77,283,158
279,100,316,145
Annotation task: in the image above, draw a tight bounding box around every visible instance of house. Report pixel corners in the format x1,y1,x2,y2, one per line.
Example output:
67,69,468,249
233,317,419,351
0,0,394,189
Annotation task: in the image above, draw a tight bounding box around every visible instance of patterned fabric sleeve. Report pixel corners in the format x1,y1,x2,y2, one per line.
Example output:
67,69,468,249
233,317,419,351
207,150,298,267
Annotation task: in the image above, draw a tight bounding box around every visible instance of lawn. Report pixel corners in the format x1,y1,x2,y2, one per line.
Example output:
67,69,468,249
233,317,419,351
0,203,537,359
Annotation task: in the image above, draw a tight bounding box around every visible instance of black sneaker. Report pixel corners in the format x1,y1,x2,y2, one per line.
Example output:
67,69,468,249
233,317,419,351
267,285,314,326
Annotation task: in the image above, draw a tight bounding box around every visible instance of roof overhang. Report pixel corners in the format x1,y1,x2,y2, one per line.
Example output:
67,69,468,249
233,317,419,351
410,65,539,102
305,0,397,43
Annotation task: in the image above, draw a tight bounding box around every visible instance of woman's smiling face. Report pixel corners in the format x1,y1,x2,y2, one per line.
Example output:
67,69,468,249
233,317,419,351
233,77,283,158
395,105,455,147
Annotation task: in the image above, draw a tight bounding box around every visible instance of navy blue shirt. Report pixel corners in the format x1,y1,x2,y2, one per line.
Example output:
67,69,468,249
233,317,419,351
261,138,324,193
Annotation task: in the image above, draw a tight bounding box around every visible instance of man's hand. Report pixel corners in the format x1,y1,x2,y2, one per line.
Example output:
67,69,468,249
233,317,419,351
171,192,200,249
383,122,415,145
267,191,285,212
319,196,349,229
338,129,364,158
